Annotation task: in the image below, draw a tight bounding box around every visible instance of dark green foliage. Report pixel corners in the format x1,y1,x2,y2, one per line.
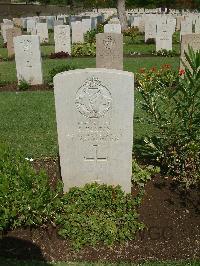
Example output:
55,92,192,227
0,145,62,232
72,43,96,57
48,63,76,84
132,160,160,187
152,49,179,57
137,47,200,187
18,79,30,91
0,145,144,250
145,38,155,45
84,29,97,44
56,183,144,250
84,24,104,44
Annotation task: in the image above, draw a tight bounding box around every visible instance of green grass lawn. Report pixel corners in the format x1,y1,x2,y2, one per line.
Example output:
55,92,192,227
0,89,152,158
0,57,180,84
1,258,199,266
0,49,179,158
0,31,181,60
0,31,180,158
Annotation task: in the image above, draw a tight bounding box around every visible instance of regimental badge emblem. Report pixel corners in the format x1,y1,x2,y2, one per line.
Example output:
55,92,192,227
75,77,112,118
103,36,116,50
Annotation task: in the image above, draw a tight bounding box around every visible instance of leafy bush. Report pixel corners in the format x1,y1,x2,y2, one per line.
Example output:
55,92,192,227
152,49,179,57
123,26,140,37
0,145,62,232
72,43,96,57
56,183,144,250
84,24,104,44
84,29,97,43
18,79,30,91
145,38,155,44
132,160,160,187
49,51,70,59
48,64,76,84
137,64,178,88
137,47,200,187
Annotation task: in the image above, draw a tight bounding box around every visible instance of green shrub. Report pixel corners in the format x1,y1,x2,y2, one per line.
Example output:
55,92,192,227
0,145,62,232
146,38,155,44
132,160,160,187
72,43,96,57
48,64,76,84
152,49,179,57
84,29,97,43
18,79,30,91
137,47,200,187
84,25,104,44
56,183,144,250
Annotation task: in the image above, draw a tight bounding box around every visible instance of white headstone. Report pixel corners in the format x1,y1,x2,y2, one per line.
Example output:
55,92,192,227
36,23,49,43
1,23,13,43
181,33,200,68
156,30,172,51
104,24,121,34
14,35,43,85
145,18,156,42
54,68,134,193
54,25,71,55
82,18,92,34
180,19,193,39
195,18,200,34
27,19,37,35
71,21,84,43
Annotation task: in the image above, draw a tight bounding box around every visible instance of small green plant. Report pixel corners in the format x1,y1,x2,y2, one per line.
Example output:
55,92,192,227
84,29,97,43
137,47,200,187
56,183,144,250
72,43,96,57
132,160,160,187
145,38,155,44
152,49,179,57
48,64,76,84
0,144,62,232
18,79,30,91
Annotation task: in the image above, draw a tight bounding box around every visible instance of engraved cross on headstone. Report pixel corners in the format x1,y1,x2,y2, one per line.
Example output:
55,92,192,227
84,144,107,163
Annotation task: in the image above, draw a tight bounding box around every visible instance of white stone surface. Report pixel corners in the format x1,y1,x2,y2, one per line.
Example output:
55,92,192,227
36,23,49,43
181,33,200,69
180,19,193,39
104,24,121,34
14,35,43,85
27,19,37,35
71,21,84,43
156,30,172,51
145,18,156,42
82,18,92,34
54,68,134,193
54,25,71,54
1,23,13,43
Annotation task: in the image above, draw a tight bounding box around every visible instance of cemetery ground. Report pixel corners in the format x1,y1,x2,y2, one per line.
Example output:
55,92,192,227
0,33,199,264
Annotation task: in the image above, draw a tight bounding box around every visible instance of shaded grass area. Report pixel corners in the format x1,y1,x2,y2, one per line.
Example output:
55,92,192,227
1,258,200,266
0,57,180,84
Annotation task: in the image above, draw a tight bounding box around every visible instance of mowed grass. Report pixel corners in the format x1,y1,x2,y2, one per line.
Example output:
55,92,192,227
0,57,180,83
0,89,152,158
0,32,180,158
0,55,179,158
1,258,200,266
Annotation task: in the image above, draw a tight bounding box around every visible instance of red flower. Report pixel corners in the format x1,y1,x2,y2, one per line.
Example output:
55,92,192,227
139,68,145,73
151,66,157,72
179,69,185,76
163,64,171,69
